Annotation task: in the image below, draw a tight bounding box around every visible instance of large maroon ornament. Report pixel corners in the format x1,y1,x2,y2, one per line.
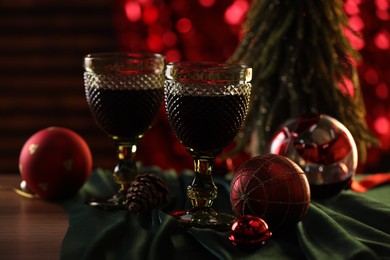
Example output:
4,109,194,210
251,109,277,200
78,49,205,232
230,154,310,231
269,114,358,198
229,215,272,249
19,127,92,200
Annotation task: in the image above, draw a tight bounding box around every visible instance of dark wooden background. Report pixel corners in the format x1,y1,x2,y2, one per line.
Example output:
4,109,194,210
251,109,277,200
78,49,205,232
0,0,119,173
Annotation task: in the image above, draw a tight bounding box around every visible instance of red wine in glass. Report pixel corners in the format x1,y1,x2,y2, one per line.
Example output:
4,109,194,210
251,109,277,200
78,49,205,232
164,61,252,230
85,88,163,140
165,94,249,156
84,52,165,210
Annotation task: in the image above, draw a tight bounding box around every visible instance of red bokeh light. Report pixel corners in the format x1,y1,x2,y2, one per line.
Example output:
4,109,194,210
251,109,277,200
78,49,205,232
176,18,193,33
162,31,178,47
165,49,181,62
374,116,390,135
344,0,360,15
198,0,216,8
375,82,389,99
147,33,163,52
365,68,379,85
374,30,390,49
376,9,390,20
125,0,142,22
349,15,365,31
143,5,159,24
375,0,389,10
224,0,249,25
339,77,355,97
344,28,365,50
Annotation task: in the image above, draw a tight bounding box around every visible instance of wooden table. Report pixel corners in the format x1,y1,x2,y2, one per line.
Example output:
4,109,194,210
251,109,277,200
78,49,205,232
0,174,68,259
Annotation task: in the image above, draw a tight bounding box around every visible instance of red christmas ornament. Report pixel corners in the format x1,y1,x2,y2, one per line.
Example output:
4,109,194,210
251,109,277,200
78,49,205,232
269,114,358,198
229,215,272,249
230,154,310,231
19,127,92,200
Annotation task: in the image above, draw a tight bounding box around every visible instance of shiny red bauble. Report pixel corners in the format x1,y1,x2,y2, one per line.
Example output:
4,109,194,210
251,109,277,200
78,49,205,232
229,215,272,248
269,114,358,198
19,127,92,200
230,154,310,231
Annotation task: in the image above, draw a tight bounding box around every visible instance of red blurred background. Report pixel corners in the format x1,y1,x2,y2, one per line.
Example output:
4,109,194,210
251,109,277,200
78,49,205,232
0,0,387,175
112,0,390,174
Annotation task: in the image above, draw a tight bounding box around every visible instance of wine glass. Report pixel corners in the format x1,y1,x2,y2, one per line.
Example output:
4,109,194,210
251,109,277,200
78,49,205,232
83,52,165,210
164,61,252,230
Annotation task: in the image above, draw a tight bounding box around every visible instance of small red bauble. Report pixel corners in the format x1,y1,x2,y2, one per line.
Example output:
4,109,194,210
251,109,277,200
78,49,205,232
19,127,92,200
230,154,310,231
229,215,272,248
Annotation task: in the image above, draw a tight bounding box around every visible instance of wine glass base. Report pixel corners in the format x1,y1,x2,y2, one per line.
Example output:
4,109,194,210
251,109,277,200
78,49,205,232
88,191,128,211
171,208,235,231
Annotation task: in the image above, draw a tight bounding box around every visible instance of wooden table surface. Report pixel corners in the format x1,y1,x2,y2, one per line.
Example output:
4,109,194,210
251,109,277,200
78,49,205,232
0,174,68,259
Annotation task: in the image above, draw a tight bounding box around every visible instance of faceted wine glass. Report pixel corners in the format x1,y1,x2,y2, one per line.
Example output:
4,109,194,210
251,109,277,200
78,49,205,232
83,52,165,210
164,61,252,230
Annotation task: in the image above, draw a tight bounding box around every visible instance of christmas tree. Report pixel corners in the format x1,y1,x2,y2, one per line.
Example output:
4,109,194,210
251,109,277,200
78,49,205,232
229,0,378,164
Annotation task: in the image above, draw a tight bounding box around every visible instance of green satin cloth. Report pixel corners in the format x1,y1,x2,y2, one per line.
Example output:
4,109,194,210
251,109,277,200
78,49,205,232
61,168,390,260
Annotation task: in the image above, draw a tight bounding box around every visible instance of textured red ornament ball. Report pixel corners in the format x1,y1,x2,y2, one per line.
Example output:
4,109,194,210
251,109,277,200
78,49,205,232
230,154,310,231
229,215,272,248
19,127,92,200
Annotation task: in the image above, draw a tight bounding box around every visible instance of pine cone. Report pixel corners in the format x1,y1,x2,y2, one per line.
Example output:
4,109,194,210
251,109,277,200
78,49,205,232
126,173,168,214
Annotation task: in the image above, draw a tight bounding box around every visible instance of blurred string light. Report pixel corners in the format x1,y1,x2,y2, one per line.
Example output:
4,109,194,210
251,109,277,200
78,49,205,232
365,68,379,85
124,0,142,22
374,30,390,49
199,0,216,8
224,0,250,25
376,82,388,99
176,18,192,33
344,0,365,50
119,0,181,60
376,0,389,20
117,0,250,62
344,0,390,160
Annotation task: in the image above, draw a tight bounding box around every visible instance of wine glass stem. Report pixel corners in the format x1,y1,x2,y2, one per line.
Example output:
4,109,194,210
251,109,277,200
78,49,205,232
187,157,218,209
113,141,138,193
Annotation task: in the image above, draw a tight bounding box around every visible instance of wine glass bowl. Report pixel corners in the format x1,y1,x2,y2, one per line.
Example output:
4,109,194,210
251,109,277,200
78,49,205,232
84,52,165,210
165,61,252,229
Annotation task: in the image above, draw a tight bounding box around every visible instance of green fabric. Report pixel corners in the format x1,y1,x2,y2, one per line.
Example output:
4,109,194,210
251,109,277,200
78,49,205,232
61,169,390,260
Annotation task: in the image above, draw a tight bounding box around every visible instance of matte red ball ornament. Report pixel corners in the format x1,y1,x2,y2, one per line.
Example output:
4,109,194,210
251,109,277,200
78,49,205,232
19,127,92,200
229,215,272,249
230,154,310,231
